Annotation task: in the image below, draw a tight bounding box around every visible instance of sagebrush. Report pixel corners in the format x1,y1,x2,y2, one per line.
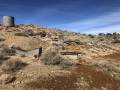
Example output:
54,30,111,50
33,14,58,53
41,47,74,66
1,59,27,74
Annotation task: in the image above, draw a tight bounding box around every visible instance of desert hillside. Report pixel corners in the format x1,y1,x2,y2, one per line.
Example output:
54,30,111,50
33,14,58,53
0,24,120,90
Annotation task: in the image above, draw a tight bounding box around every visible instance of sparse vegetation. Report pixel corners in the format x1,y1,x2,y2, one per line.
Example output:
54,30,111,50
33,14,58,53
41,47,74,66
15,32,28,37
1,47,16,56
88,34,94,38
0,54,9,64
0,54,9,60
98,33,105,36
0,58,27,84
0,74,15,84
112,39,120,43
64,39,84,45
1,59,27,74
0,24,120,89
41,47,64,65
106,33,112,36
112,32,118,39
0,37,5,41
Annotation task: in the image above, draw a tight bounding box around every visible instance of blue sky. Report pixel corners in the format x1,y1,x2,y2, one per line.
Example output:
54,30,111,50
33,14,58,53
0,0,120,34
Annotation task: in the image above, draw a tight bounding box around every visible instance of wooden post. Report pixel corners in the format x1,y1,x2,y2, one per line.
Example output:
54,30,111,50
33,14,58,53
38,47,42,58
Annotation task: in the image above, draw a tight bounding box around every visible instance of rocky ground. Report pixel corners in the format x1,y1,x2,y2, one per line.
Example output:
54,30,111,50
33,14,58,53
0,25,120,90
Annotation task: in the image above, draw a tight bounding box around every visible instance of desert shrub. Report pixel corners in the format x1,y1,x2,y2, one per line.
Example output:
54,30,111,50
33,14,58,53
60,59,75,67
0,54,9,65
40,31,46,37
88,34,94,38
98,33,105,36
0,37,5,42
112,32,119,36
1,47,16,56
74,39,85,45
41,47,74,66
1,59,27,74
113,36,118,39
20,54,26,57
64,39,84,45
58,34,64,40
112,39,120,43
99,38,104,41
41,48,61,65
0,73,16,84
112,32,118,39
23,29,34,36
0,54,9,60
15,32,28,37
106,33,112,36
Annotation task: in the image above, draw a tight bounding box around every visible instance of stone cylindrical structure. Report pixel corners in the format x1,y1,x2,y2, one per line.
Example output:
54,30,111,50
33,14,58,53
2,16,15,27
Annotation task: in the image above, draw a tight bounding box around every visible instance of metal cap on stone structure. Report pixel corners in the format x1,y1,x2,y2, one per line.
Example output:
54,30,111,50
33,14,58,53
2,16,15,27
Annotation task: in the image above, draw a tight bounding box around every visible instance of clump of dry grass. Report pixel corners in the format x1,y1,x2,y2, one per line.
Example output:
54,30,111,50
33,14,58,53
0,54,9,65
88,34,95,38
41,48,61,65
0,37,5,42
1,59,27,74
64,39,85,46
41,47,74,66
112,39,120,43
1,47,16,56
0,58,27,84
15,32,28,37
0,54,9,60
